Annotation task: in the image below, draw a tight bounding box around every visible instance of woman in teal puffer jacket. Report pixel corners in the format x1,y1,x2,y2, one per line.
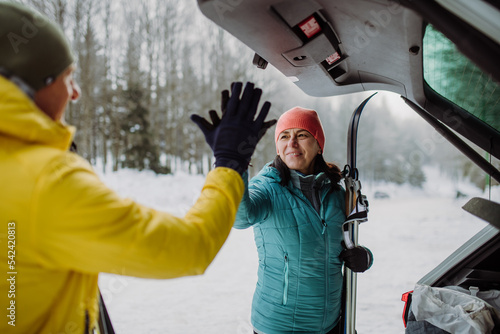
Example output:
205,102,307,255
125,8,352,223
234,107,373,334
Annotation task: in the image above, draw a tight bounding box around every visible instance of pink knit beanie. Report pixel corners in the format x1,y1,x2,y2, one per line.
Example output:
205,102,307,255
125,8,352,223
275,107,325,153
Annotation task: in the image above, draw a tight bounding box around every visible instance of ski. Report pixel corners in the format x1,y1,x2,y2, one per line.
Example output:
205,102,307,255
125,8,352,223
342,92,377,334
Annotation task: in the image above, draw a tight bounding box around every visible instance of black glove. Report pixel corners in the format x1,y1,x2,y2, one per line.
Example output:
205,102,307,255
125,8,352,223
191,82,276,174
340,245,373,273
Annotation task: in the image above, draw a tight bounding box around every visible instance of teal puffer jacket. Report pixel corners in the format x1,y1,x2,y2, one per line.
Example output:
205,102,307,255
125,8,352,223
234,165,346,334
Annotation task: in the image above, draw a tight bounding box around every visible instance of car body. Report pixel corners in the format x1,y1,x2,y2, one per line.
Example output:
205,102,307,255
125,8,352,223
198,0,500,331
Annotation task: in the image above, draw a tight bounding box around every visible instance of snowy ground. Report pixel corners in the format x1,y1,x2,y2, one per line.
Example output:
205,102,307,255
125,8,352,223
97,167,495,334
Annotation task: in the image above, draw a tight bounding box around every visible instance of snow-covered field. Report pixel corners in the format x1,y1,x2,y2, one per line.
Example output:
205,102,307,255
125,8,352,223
97,167,495,334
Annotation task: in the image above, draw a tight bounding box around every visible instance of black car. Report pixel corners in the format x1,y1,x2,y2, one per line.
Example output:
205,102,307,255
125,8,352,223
198,0,500,332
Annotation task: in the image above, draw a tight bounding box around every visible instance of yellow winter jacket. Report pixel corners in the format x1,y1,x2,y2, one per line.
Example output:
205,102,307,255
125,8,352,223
0,76,244,333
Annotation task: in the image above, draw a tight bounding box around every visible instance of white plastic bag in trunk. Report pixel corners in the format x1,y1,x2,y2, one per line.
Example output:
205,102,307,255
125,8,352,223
412,284,500,334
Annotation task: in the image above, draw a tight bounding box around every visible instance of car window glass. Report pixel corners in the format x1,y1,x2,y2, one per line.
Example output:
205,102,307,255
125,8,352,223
423,24,500,132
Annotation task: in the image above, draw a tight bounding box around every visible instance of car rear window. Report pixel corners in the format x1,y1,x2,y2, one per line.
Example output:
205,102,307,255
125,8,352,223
423,24,500,132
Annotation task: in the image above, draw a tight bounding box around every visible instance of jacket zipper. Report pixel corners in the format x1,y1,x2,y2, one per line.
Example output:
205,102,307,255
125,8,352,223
292,175,334,330
289,176,332,329
322,224,330,331
283,253,289,305
318,186,330,331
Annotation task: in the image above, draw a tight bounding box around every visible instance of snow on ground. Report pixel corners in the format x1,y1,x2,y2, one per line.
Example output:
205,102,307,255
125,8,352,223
97,167,494,334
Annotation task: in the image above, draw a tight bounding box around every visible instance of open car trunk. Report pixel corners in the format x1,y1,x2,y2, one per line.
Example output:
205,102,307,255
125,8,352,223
198,0,500,161
198,0,500,331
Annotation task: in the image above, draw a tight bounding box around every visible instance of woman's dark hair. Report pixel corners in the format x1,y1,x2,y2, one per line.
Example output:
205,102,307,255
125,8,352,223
270,154,342,191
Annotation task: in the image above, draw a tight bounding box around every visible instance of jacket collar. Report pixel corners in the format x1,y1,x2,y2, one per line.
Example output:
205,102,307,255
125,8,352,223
260,162,331,190
0,75,75,150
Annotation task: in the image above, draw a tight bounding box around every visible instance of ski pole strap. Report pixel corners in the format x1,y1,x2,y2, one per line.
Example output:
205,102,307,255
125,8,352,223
342,223,356,249
342,174,369,249
345,194,368,224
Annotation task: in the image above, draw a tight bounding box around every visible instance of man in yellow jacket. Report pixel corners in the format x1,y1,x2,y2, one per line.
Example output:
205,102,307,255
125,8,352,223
0,3,275,333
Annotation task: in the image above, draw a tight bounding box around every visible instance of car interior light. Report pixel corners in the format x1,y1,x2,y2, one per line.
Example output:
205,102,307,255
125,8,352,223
298,15,322,38
326,52,341,65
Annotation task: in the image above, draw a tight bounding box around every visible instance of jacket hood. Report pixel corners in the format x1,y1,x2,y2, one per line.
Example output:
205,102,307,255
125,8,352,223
256,162,282,182
0,76,74,150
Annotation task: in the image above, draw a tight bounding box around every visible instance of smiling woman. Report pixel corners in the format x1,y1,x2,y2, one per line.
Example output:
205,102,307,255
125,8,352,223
277,128,321,174
275,107,324,174
233,106,374,334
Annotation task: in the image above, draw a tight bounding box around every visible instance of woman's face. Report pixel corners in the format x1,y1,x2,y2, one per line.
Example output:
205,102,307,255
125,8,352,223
277,128,321,175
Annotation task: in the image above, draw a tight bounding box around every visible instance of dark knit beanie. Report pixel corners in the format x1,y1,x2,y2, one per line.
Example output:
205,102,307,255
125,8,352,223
0,2,75,91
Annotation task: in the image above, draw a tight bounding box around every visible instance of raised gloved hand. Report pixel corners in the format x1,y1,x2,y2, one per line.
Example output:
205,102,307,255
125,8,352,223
339,244,373,273
191,82,276,174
